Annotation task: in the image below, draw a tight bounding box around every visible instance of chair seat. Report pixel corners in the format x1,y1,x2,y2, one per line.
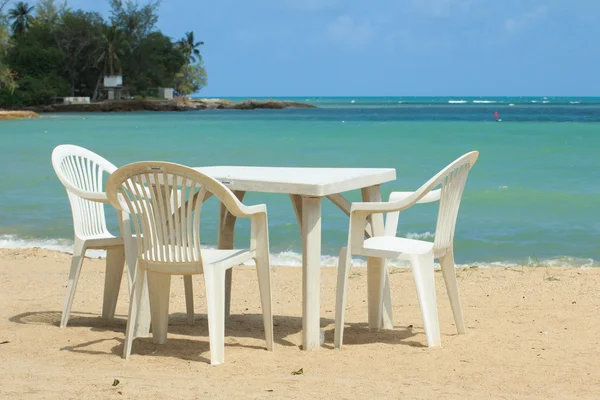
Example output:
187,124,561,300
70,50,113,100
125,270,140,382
142,248,255,274
85,234,123,249
360,236,434,258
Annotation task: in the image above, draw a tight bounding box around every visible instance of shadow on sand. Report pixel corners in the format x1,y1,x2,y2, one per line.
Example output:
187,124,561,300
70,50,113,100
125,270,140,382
9,310,424,363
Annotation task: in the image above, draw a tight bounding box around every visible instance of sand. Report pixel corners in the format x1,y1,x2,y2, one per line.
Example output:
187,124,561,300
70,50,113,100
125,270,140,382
1,248,600,399
0,111,39,120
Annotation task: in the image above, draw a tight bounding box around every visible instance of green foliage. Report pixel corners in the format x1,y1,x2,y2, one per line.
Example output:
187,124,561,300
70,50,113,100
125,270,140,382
0,5,16,92
0,0,207,106
109,0,160,44
125,31,186,95
177,31,203,64
174,62,207,96
174,30,206,96
54,10,104,95
36,0,69,25
8,1,36,36
96,25,127,76
0,73,69,105
2,22,69,103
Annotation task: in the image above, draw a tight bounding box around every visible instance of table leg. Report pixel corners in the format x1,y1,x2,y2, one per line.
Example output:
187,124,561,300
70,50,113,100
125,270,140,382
361,186,394,330
218,190,245,317
301,196,322,350
290,194,303,232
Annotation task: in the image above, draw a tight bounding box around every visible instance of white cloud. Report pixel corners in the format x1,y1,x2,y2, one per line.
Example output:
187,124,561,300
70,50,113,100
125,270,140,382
384,29,449,52
280,0,340,12
504,5,548,32
327,15,374,50
411,0,487,18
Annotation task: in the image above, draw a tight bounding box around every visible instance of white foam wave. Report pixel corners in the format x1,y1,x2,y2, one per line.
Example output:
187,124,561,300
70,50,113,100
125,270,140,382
0,234,106,258
531,100,538,103
1,235,597,268
509,104,515,106
405,231,435,240
448,100,468,104
569,101,581,104
473,100,496,104
543,100,550,104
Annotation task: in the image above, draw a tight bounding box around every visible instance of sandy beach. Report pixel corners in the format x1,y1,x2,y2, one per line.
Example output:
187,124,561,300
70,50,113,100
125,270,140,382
1,248,599,399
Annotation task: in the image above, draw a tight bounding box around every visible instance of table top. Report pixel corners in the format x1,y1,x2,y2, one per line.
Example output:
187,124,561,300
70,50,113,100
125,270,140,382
193,166,396,196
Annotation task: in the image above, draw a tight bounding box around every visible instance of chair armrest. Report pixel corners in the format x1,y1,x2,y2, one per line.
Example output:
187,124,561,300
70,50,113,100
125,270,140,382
389,189,440,204
382,190,440,236
250,210,270,256
239,204,267,217
67,187,110,204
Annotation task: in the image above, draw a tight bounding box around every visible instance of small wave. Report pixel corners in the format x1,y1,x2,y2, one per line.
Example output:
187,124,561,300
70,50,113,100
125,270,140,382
531,100,538,103
569,101,581,104
448,100,468,104
473,100,497,104
405,231,435,240
350,100,356,104
499,186,508,189
509,104,515,106
543,101,550,104
1,235,597,268
0,234,106,258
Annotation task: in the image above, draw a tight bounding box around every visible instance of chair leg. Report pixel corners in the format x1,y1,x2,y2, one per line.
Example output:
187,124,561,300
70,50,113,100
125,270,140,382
123,264,145,359
102,246,125,320
183,275,195,325
147,272,171,345
225,269,233,318
439,248,465,334
367,256,386,330
204,267,226,365
255,257,274,351
60,239,86,328
334,247,350,349
382,262,394,329
410,253,441,347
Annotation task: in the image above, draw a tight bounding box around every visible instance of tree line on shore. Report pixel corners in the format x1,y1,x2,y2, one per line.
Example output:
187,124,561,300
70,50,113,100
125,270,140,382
0,0,206,106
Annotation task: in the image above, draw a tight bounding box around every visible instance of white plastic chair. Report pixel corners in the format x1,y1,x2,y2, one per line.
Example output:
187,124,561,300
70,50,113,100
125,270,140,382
51,144,126,328
106,161,274,365
52,145,195,328
334,151,479,349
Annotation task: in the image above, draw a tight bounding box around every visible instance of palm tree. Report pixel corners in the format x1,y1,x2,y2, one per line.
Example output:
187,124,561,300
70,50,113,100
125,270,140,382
93,25,127,100
178,31,204,64
96,25,127,76
8,2,35,36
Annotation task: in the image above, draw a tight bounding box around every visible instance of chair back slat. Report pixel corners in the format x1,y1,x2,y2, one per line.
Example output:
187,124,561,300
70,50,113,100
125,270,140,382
52,145,117,239
107,162,240,270
432,161,473,252
396,151,478,253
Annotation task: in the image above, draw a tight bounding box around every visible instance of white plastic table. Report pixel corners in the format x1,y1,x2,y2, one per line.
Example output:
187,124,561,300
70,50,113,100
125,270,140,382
192,166,397,350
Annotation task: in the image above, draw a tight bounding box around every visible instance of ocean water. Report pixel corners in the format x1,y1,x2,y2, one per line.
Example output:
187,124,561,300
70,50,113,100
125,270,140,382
1,96,599,267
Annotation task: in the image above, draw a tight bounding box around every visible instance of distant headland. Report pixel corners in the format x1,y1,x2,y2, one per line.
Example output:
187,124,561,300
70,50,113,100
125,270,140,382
11,98,317,113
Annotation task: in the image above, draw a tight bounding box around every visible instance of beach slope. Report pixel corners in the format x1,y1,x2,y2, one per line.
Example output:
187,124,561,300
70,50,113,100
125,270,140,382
1,248,599,399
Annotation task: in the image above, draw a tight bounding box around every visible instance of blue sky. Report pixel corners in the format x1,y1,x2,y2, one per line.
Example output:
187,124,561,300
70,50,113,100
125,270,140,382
68,0,600,96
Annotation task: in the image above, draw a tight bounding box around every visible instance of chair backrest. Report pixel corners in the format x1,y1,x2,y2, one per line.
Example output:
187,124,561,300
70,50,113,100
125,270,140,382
410,151,479,253
106,161,245,269
51,144,117,239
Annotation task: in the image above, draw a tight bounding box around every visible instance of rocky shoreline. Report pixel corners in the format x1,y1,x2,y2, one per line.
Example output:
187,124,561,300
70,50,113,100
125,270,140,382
15,98,316,113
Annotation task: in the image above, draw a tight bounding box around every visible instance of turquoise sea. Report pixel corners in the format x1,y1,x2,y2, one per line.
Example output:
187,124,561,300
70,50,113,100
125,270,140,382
1,96,599,267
